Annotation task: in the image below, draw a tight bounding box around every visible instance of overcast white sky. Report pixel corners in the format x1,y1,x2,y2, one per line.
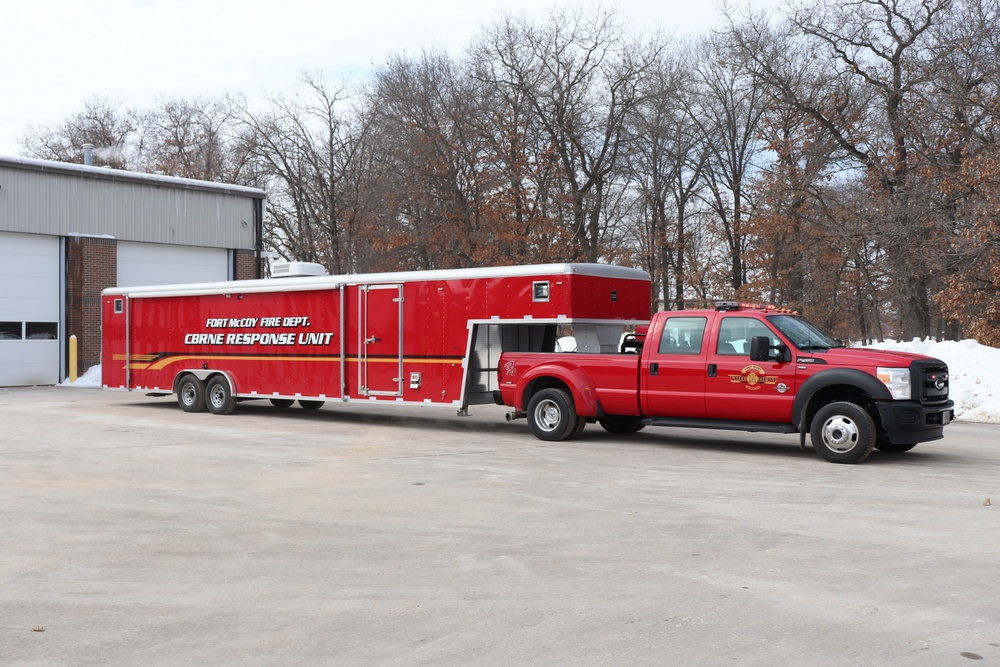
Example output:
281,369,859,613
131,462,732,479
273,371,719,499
0,0,763,157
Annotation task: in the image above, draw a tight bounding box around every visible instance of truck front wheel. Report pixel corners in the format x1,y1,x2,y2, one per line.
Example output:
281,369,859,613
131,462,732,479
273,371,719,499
177,374,205,413
810,401,875,464
527,389,578,441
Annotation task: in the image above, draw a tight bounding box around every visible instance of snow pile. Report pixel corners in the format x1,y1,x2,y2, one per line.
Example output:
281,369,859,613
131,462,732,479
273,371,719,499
58,339,1000,423
59,364,103,389
864,339,1000,424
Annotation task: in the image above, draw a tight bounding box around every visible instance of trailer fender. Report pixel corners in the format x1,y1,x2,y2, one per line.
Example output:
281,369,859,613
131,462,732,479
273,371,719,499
792,368,890,429
173,369,238,397
515,364,600,417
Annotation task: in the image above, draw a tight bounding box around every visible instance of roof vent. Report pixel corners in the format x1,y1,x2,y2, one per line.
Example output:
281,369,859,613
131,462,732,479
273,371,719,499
271,261,328,278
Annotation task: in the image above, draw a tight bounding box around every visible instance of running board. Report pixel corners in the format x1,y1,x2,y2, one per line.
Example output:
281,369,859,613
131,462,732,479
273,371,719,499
643,417,798,434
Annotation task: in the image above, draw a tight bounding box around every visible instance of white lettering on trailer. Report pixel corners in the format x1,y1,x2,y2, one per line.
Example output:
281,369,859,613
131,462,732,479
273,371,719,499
224,332,298,345
260,317,282,327
205,318,227,328
229,318,258,328
184,333,225,345
283,316,310,327
298,332,334,345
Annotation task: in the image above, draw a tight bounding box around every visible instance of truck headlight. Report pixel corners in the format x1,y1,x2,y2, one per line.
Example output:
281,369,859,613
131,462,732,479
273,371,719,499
877,367,911,400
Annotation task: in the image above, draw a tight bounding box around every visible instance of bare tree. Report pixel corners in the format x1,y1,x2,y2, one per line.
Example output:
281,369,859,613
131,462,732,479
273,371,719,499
364,50,500,269
474,6,662,262
19,96,138,168
730,0,952,338
625,46,709,309
136,96,244,182
236,74,368,274
686,32,771,295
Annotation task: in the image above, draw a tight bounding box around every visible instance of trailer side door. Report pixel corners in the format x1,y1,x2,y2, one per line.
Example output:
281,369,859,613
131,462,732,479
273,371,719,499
359,284,403,396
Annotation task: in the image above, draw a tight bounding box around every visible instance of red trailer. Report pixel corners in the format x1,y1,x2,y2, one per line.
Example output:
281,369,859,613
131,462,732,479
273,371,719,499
101,263,650,416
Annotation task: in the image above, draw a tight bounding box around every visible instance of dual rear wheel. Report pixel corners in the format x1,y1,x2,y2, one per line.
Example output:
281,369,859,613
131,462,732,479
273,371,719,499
526,388,646,441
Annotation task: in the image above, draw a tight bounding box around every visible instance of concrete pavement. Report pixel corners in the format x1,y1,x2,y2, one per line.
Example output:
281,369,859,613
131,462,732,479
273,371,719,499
1,386,997,665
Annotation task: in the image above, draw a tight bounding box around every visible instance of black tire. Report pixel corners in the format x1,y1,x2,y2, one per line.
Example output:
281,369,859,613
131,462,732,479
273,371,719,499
270,398,295,409
526,388,578,441
177,374,205,413
810,401,876,464
298,400,325,410
598,415,643,434
205,376,237,415
571,415,587,438
875,438,918,454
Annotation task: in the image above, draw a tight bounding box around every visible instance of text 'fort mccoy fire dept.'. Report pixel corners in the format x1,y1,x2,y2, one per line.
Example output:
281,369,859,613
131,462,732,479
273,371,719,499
184,316,335,346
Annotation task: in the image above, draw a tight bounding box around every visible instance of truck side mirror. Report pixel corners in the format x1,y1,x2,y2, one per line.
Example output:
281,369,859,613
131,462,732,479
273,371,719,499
750,336,790,363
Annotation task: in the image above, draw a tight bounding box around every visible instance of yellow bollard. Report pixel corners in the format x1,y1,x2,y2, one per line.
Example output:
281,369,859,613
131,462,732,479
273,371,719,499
69,335,78,383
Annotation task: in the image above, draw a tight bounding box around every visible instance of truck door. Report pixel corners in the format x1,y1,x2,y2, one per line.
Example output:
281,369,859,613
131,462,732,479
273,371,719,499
640,315,708,418
704,316,795,422
359,284,403,396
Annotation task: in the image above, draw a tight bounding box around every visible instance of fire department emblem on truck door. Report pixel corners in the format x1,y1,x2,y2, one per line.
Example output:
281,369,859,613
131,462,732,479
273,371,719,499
728,364,779,391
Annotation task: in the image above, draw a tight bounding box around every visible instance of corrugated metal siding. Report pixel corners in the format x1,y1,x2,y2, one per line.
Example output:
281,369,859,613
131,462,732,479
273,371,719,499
0,162,261,250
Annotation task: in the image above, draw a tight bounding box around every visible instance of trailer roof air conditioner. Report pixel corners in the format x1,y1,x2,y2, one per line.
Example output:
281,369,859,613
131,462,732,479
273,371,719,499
271,261,328,278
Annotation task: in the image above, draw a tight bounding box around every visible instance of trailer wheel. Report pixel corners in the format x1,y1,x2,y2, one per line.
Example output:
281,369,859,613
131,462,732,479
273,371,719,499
270,398,295,409
177,374,205,413
205,376,237,415
298,400,325,410
598,415,642,434
526,388,578,441
874,438,917,454
810,401,875,464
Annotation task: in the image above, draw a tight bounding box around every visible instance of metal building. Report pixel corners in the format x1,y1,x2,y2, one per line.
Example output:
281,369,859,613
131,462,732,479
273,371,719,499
0,156,265,386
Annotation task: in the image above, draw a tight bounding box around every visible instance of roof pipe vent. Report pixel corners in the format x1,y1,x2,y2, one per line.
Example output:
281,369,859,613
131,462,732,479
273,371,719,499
82,144,95,166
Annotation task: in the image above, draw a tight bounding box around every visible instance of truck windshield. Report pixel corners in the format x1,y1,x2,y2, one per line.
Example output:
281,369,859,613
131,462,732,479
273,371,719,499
768,315,841,350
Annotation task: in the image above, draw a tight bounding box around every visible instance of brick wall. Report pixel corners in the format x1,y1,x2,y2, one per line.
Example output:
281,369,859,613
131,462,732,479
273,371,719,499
67,237,117,375
234,249,265,281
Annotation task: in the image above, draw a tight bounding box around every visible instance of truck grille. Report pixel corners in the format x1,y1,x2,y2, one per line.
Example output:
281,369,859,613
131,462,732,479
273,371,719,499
916,362,949,404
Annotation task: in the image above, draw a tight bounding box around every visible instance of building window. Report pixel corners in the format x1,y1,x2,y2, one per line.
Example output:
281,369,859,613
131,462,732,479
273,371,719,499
0,322,22,340
26,322,58,340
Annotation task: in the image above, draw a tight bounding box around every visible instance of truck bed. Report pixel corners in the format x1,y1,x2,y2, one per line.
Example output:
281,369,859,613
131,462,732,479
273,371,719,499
499,352,642,417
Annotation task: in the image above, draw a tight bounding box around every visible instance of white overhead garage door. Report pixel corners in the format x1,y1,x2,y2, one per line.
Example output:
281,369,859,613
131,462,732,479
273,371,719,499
0,232,61,386
117,242,229,287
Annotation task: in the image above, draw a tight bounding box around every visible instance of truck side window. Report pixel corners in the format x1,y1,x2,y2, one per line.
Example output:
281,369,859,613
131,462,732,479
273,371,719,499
657,316,707,355
717,317,779,356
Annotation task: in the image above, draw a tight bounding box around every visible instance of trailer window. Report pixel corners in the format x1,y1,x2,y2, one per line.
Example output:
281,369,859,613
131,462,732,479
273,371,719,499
114,298,124,314
532,281,550,302
657,317,707,355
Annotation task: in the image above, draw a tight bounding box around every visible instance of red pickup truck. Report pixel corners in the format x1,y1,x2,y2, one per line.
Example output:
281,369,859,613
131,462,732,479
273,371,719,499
498,302,954,463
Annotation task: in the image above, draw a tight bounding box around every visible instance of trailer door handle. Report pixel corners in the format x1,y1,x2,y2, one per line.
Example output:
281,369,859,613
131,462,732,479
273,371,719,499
650,362,658,376
365,336,380,344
